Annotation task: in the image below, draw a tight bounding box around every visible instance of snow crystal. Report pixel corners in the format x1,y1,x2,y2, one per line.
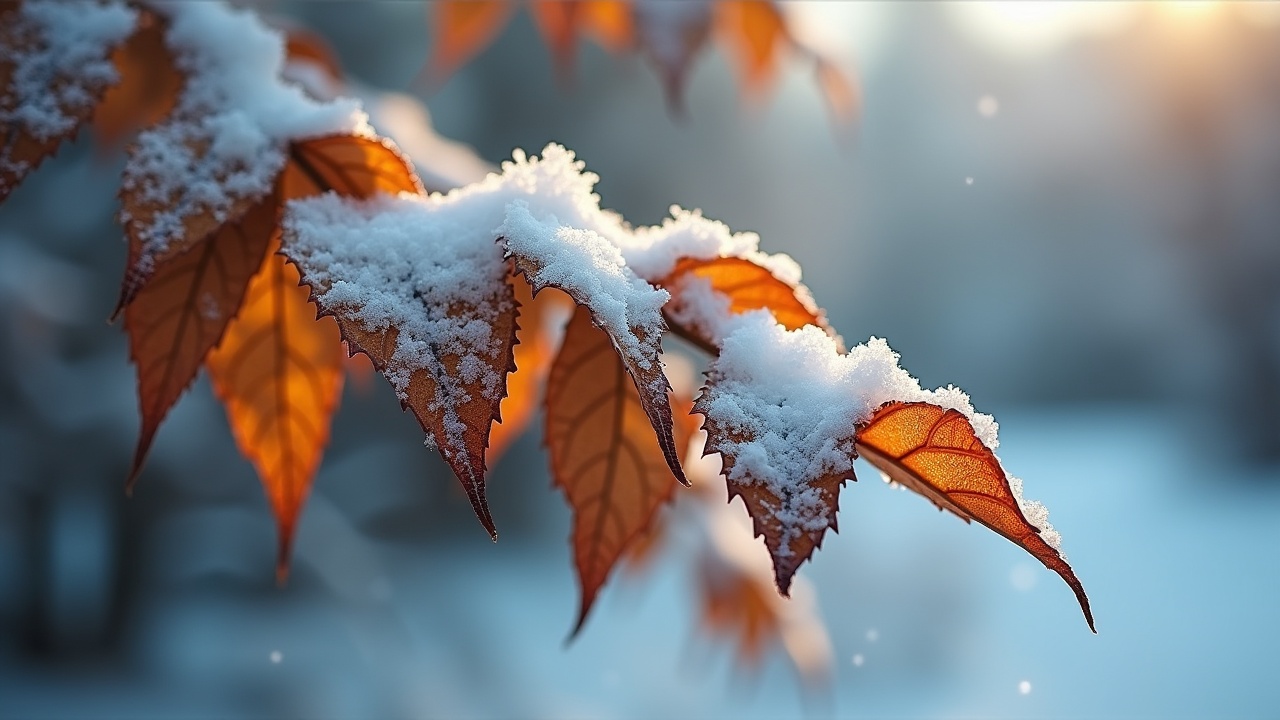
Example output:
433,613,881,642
122,2,369,256
623,207,802,283
2,1,137,140
851,653,865,667
1008,474,1063,552
1019,680,1032,695
269,650,282,664
284,192,511,457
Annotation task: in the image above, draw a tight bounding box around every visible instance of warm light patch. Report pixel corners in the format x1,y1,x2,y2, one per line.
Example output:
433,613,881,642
950,2,1136,57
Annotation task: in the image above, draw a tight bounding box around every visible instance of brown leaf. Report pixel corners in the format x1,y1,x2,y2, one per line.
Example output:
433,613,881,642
696,485,834,681
282,134,424,201
124,190,279,489
117,133,421,314
855,401,1095,632
0,1,134,201
205,248,345,581
660,255,834,352
427,0,515,84
714,1,787,97
697,384,852,596
286,226,519,540
547,306,696,634
506,252,686,488
488,275,572,463
526,1,633,78
94,10,182,149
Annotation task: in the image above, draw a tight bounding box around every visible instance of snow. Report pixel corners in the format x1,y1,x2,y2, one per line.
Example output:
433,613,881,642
285,143,816,387
2,1,137,142
280,139,1058,555
698,311,1063,551
121,1,369,258
283,192,512,457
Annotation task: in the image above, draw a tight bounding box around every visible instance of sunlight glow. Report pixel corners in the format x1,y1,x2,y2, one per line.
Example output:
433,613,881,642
950,2,1137,57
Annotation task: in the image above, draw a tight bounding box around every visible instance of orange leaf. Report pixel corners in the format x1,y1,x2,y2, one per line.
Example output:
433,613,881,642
205,248,345,580
427,0,515,84
528,2,579,76
714,1,787,97
282,134,424,201
546,306,695,635
855,401,1095,632
94,10,182,149
660,255,834,352
488,275,572,463
693,471,834,680
579,1,634,52
505,252,686,488
0,1,135,201
284,209,519,539
697,388,852,596
117,134,421,313
699,555,779,666
124,189,279,488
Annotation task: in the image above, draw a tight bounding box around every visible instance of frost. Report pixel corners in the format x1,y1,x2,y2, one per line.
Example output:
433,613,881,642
121,1,370,257
1008,475,1063,552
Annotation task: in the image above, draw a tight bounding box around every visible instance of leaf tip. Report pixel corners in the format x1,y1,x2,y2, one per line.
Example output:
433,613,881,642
275,525,296,588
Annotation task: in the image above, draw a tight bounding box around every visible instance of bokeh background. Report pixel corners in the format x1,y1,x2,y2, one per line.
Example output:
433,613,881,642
3,2,1280,718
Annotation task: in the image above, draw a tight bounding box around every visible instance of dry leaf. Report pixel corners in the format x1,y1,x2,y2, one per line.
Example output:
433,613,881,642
427,0,515,83
855,401,1095,632
546,306,696,634
714,1,787,97
282,134,424,201
488,275,572,463
697,379,852,595
506,253,686,488
93,9,182,149
124,189,279,488
0,0,135,201
205,248,345,580
660,255,834,352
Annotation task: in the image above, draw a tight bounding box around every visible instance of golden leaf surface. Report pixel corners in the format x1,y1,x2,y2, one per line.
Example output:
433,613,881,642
124,190,278,488
660,255,833,352
205,249,345,580
855,401,1095,632
546,306,696,634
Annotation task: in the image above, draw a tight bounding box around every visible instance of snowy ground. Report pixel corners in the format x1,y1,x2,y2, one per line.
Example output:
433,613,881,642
3,403,1276,719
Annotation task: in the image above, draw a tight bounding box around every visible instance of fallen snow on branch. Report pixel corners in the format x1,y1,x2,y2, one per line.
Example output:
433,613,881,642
283,143,1061,552
2,1,136,141
122,1,369,257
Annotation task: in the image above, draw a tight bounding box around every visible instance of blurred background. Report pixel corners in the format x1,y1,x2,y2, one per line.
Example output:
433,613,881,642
3,1,1280,717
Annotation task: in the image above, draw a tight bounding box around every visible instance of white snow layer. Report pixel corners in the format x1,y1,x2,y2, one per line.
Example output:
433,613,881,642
121,1,369,256
283,143,1061,552
2,1,137,139
700,312,1062,551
